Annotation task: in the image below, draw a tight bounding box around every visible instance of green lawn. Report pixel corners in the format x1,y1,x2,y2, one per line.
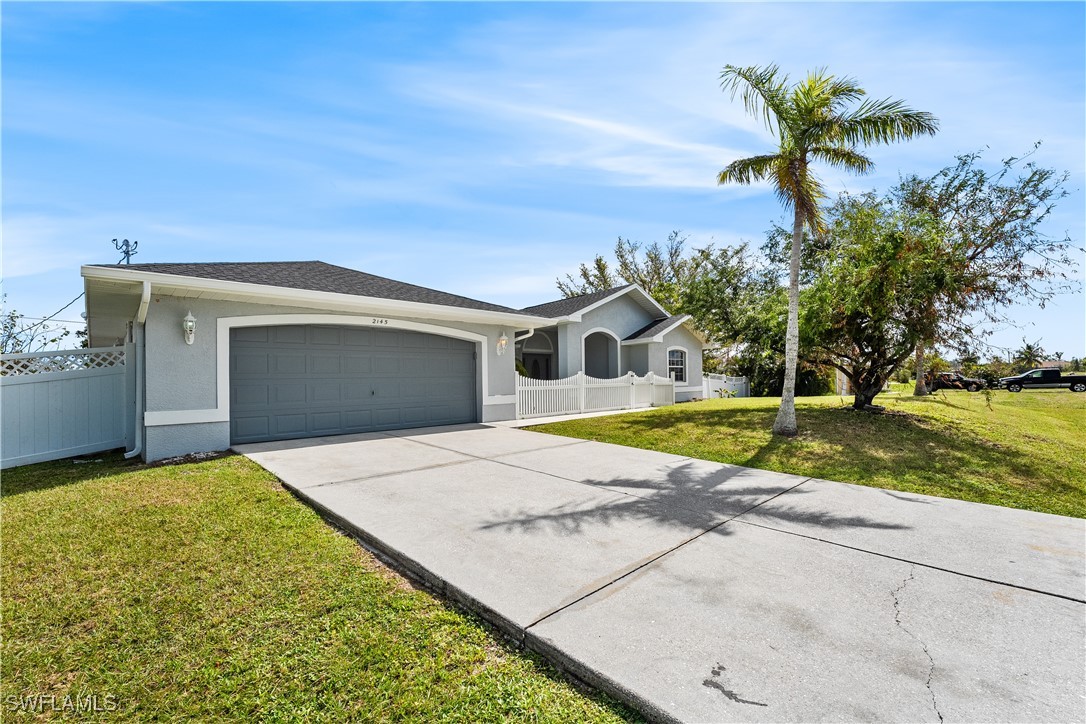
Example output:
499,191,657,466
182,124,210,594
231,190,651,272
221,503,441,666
531,388,1086,518
1,455,634,722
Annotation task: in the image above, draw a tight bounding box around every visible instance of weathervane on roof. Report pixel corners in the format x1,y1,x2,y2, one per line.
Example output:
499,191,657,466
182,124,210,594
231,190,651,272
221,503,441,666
112,238,138,265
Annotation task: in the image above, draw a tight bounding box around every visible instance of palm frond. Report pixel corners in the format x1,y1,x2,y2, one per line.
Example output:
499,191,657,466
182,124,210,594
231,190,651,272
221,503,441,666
720,64,791,136
717,153,784,186
833,97,940,146
809,145,873,174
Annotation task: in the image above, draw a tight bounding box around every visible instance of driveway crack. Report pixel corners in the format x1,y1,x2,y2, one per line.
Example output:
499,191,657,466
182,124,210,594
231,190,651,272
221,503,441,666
891,567,943,723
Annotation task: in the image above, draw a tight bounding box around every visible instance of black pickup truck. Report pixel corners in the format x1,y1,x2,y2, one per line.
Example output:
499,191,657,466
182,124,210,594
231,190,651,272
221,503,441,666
999,368,1086,393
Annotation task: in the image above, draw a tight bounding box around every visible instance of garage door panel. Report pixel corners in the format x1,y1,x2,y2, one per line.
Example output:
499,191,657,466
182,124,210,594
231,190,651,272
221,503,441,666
374,408,403,426
402,357,428,375
402,405,428,424
273,383,306,405
311,382,343,403
233,327,270,343
310,355,342,375
274,327,307,345
374,357,399,375
344,409,373,429
310,327,342,345
274,414,308,435
230,325,476,444
233,384,269,407
375,331,401,347
342,328,374,347
343,382,370,401
234,353,270,375
310,411,343,433
233,416,270,439
272,354,307,375
371,380,400,399
343,355,372,374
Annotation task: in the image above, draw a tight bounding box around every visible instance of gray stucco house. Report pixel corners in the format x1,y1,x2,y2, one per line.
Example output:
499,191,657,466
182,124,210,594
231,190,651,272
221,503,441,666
82,261,704,461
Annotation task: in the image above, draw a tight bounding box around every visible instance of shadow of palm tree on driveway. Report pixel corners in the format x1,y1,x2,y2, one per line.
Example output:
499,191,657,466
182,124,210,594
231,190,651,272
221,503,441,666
478,460,911,537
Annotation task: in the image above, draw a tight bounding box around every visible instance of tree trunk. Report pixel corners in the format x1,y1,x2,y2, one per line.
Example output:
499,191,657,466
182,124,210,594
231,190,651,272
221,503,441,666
912,343,928,396
852,385,883,410
772,208,802,436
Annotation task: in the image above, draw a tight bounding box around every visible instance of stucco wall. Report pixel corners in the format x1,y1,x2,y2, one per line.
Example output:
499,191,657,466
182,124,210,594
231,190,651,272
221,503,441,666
655,324,705,401
145,422,230,461
141,294,518,461
556,294,656,378
623,344,649,376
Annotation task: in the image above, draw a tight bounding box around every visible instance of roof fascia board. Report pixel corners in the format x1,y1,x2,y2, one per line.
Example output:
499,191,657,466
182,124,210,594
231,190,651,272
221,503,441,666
81,266,552,327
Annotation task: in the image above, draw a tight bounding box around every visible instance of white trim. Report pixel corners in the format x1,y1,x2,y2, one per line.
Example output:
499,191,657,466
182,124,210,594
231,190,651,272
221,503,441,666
146,314,496,428
667,345,688,384
145,409,226,426
517,330,554,354
484,394,517,405
581,327,621,377
135,281,151,324
0,345,126,361
81,265,552,328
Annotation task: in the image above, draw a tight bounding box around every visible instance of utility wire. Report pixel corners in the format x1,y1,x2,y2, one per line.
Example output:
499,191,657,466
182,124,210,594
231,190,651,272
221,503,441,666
7,293,86,334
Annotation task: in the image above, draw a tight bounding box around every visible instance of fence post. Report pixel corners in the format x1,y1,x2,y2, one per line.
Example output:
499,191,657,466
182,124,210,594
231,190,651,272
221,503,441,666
578,371,586,413
628,371,635,409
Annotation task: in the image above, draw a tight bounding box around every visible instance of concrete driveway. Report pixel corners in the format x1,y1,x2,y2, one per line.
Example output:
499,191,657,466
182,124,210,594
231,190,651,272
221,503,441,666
236,424,1086,723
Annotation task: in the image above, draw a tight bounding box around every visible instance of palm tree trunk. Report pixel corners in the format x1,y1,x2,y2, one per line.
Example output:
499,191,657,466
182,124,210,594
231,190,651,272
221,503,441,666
772,208,802,436
912,343,928,396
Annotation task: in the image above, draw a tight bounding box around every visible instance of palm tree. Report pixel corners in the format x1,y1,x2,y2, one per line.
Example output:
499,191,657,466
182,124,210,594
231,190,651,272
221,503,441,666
717,65,938,435
1014,339,1046,371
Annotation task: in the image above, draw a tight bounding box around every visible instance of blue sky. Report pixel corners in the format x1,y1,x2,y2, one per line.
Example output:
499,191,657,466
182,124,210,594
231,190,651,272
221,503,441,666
3,2,1084,358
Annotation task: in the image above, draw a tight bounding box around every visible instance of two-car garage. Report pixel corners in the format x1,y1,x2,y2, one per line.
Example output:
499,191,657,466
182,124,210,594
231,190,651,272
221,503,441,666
229,325,477,444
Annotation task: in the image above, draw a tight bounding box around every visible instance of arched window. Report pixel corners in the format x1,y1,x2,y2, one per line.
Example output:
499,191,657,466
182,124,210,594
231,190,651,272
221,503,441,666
667,348,687,383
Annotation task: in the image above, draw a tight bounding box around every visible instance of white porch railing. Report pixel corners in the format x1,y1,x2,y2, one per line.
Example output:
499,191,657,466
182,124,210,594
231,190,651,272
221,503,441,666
516,371,674,419
703,373,750,398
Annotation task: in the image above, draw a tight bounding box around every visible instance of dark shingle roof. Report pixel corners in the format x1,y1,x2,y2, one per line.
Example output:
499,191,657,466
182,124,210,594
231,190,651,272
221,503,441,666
623,314,688,341
91,261,528,315
520,285,632,318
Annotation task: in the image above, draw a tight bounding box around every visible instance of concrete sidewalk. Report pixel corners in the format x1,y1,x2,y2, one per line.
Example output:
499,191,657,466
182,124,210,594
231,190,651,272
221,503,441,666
237,424,1086,723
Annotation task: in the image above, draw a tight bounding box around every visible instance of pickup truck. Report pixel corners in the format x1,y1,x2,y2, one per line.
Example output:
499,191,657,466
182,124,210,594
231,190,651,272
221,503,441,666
999,368,1086,393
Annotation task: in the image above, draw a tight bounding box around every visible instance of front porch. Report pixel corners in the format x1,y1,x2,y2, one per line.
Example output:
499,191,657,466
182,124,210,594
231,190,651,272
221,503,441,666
514,327,639,381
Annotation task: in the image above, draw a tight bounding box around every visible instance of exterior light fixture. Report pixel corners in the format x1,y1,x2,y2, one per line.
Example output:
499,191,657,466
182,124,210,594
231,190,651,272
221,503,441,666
496,331,509,356
182,311,197,345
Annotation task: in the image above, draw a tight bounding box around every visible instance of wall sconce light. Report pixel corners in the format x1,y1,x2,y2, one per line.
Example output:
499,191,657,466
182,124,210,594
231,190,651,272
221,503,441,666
182,311,197,345
496,331,509,356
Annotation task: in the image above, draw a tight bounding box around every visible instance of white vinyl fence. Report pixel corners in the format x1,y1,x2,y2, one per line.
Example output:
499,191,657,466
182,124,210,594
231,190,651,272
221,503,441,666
1,347,130,469
516,371,674,419
703,373,750,399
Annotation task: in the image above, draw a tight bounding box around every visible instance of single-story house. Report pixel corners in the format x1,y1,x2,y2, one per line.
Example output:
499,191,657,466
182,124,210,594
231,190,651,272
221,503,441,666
82,261,704,461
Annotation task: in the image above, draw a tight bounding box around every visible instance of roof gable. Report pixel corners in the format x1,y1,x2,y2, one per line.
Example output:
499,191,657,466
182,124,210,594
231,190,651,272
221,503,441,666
522,284,668,321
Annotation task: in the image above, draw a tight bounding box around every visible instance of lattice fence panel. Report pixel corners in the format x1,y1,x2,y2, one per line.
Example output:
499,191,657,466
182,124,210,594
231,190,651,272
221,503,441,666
0,349,125,376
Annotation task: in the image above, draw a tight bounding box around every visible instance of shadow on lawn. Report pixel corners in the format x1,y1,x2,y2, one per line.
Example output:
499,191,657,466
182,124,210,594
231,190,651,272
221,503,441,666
630,405,1053,488
478,460,910,537
0,450,236,498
